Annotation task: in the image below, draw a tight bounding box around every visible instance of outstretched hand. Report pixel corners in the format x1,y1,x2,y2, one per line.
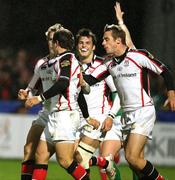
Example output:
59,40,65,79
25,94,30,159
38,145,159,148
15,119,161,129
114,1,124,23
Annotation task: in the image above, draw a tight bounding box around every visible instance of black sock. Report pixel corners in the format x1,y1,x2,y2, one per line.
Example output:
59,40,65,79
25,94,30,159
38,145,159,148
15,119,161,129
90,156,97,166
86,168,90,177
140,161,159,180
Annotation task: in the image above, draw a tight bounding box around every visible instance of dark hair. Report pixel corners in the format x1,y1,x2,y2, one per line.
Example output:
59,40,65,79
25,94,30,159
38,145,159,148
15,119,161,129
76,28,97,45
53,29,74,51
104,24,126,45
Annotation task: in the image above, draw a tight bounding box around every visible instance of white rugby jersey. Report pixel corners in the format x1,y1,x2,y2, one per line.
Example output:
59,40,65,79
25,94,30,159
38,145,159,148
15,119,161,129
50,52,81,112
91,49,164,112
27,56,56,111
82,55,117,116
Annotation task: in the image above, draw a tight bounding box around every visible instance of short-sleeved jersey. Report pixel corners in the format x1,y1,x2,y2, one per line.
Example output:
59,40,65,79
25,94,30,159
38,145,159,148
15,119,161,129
28,56,57,111
91,49,165,112
50,52,81,112
81,55,117,116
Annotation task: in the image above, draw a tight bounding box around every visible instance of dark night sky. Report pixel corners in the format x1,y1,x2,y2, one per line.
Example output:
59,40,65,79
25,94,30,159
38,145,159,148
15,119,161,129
0,0,145,56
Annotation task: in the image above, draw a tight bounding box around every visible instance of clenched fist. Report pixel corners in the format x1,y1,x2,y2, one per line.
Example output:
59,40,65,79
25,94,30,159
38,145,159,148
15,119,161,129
18,89,29,100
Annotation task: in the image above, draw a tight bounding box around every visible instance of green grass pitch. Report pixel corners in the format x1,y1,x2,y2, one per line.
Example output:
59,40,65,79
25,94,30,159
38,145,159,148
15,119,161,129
0,159,174,180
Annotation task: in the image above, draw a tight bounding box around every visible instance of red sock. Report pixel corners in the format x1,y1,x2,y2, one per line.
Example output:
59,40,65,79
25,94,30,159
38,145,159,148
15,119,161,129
98,166,107,180
21,160,35,178
32,164,48,180
97,156,108,167
72,164,87,179
114,154,120,164
156,175,165,180
67,161,87,180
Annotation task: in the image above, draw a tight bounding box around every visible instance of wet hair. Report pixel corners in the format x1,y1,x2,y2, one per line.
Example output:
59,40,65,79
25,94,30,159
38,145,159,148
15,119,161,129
104,24,126,45
53,28,75,51
76,28,97,45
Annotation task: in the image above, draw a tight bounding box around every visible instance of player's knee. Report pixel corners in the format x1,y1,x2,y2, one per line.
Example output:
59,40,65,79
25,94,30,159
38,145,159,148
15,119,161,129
74,150,83,163
76,141,96,169
24,143,34,158
35,149,50,164
125,151,138,166
58,157,72,169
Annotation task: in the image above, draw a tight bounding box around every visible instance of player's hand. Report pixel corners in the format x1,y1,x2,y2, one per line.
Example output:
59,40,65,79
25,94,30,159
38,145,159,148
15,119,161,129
18,89,28,100
25,96,41,108
101,117,113,132
164,90,175,111
86,117,100,130
114,1,124,23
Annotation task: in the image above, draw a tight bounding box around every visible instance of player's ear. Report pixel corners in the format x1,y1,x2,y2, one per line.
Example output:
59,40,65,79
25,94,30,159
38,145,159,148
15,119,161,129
92,45,96,51
116,38,122,44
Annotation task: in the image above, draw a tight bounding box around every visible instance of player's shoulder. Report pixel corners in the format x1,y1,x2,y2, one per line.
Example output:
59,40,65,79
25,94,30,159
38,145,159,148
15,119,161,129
94,55,104,63
92,55,105,67
35,55,49,67
59,52,76,67
128,49,154,59
60,52,74,61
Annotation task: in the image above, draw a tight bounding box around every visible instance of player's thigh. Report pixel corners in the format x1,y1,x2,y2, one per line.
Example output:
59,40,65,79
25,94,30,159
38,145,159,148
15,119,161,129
26,124,44,144
125,133,147,158
80,135,100,149
35,140,54,164
101,140,122,157
55,142,75,161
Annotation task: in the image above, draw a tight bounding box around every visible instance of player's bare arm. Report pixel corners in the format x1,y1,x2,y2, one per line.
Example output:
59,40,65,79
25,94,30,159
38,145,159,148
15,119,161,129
115,1,135,49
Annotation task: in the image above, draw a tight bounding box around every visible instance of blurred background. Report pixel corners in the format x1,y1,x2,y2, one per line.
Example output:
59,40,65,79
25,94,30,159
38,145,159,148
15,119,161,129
0,0,175,112
0,0,175,172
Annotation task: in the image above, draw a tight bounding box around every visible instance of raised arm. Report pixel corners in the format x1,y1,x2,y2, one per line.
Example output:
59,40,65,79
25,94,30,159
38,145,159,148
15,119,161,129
115,1,135,49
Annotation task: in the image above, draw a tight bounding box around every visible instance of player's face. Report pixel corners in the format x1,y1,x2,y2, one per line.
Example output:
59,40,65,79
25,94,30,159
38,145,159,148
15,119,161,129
77,36,95,59
102,30,119,56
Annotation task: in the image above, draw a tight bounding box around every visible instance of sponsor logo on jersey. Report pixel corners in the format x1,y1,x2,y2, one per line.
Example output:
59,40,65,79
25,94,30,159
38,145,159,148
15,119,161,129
113,73,137,79
41,77,53,81
124,60,129,67
60,60,71,67
119,73,137,77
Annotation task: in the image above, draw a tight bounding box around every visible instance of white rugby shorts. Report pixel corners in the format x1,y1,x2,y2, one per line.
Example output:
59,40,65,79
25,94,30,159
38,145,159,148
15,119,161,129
77,114,107,141
121,105,156,140
44,110,80,142
32,110,49,127
103,116,122,141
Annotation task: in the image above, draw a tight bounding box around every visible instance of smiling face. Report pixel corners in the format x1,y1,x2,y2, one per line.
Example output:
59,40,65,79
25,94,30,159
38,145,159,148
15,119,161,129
77,36,95,62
